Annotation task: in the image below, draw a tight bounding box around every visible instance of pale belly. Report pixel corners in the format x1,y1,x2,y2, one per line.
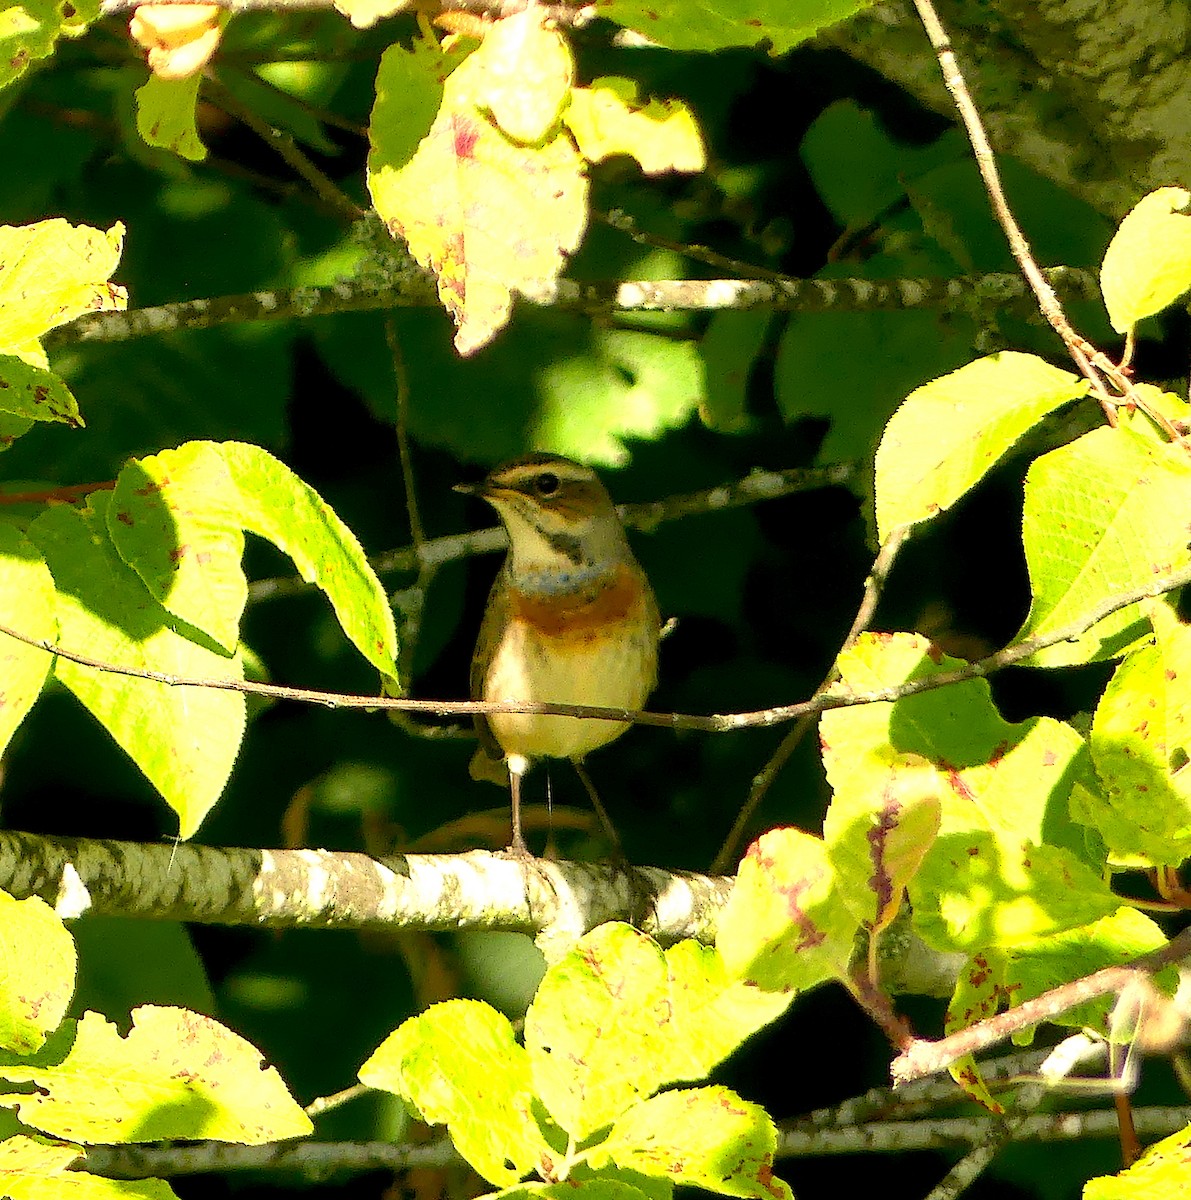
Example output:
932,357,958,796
482,619,655,761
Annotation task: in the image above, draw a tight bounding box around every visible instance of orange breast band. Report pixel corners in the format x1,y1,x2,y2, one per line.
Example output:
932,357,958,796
508,564,644,639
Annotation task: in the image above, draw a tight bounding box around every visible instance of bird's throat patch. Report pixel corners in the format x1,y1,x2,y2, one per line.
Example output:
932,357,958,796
509,564,642,639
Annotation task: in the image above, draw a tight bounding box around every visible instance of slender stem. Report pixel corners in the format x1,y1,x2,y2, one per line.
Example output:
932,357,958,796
892,925,1191,1086
2,550,1188,732
908,0,1183,444
203,72,364,222
711,526,911,872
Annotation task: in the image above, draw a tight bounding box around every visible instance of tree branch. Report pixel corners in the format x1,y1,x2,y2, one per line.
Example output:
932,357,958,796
248,462,859,602
0,829,729,953
45,268,1102,346
3,554,1187,733
892,926,1191,1086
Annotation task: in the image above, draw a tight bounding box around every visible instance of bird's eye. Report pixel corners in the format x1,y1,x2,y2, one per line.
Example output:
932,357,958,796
534,472,561,497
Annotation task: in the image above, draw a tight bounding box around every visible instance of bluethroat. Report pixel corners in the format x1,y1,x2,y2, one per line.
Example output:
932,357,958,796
455,454,660,856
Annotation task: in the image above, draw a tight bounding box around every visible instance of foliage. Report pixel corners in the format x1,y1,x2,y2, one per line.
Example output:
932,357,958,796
0,1,1189,1199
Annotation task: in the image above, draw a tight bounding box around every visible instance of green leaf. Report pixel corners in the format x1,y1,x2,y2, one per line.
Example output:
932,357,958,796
0,1006,312,1144
822,634,1118,953
134,72,206,162
314,310,706,468
599,0,873,54
699,311,766,432
359,999,550,1187
107,444,246,655
911,831,1120,954
823,771,941,934
492,1180,657,1200
0,0,99,91
0,893,75,1054
596,1087,791,1200
775,303,980,466
0,218,125,428
564,78,705,175
1100,186,1191,333
1084,1120,1191,1199
368,18,586,355
716,827,859,992
944,951,1008,1113
1002,907,1168,1035
874,351,1086,541
0,1133,178,1200
528,328,705,466
368,31,469,176
1084,602,1191,864
524,923,668,1140
108,441,398,679
523,925,785,1143
0,522,55,757
1017,426,1191,666
27,497,246,840
0,353,83,426
658,941,793,1081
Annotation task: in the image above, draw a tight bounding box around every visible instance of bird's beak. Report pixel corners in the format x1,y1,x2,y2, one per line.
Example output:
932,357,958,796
453,480,483,497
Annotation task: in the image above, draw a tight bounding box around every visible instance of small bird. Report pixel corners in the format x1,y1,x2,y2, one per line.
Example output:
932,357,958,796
455,454,660,856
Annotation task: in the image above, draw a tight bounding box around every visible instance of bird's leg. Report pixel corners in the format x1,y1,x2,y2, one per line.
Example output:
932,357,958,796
506,753,532,858
572,759,625,860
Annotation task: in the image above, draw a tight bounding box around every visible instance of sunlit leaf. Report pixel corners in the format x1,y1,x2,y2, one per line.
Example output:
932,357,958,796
368,20,587,354
1018,425,1191,666
107,441,398,680
360,999,551,1187
0,892,75,1054
27,496,246,840
1085,602,1191,864
0,1133,178,1200
0,1006,312,1144
599,0,873,54
1101,186,1191,332
595,1087,792,1200
874,351,1086,541
823,634,1118,953
0,0,99,91
128,4,223,81
565,77,705,174
716,827,859,992
524,925,788,1141
0,522,55,756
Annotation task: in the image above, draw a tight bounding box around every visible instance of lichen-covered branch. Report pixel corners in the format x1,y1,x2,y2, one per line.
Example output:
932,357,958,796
0,830,729,955
46,268,1101,346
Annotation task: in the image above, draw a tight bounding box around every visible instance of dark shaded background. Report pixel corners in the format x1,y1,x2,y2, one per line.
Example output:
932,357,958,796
0,9,1183,1197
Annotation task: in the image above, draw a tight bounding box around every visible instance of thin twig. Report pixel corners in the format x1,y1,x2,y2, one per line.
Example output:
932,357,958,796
202,73,364,222
909,0,1183,444
247,463,858,603
47,269,1105,347
711,526,911,872
597,208,788,282
2,549,1187,731
892,926,1191,1086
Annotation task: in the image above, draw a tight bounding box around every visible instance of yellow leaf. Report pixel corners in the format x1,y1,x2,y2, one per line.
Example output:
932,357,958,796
128,3,225,80
0,219,126,352
368,25,587,356
466,8,572,144
566,76,706,174
333,0,412,28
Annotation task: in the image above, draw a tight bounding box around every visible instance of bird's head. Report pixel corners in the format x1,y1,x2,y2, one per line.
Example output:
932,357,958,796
455,454,629,578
